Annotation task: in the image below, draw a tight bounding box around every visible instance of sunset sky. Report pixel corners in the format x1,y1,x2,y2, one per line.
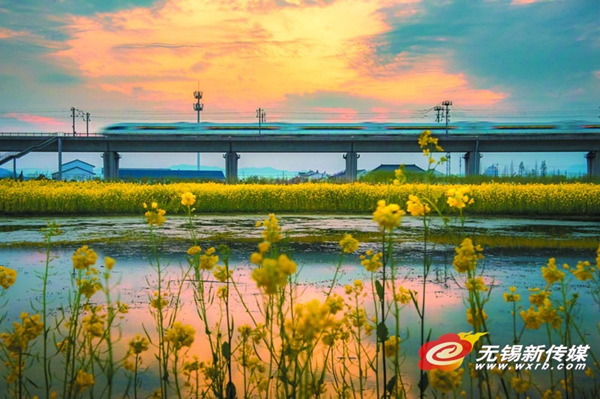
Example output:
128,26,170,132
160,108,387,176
1,0,599,173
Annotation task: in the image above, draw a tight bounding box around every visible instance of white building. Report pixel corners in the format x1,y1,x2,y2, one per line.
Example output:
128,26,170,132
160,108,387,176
52,160,95,181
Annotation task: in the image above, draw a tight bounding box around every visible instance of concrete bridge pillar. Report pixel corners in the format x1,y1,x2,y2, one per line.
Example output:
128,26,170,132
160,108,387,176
463,151,481,176
102,151,120,180
343,151,360,182
57,138,62,180
224,151,240,184
586,151,600,177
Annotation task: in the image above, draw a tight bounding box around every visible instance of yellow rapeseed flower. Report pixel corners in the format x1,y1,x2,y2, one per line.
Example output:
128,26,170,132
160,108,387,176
75,370,95,392
199,250,219,271
339,234,359,253
287,299,335,344
372,200,405,231
542,390,563,399
395,286,413,304
250,252,262,264
0,266,17,289
585,368,594,378
183,356,201,376
571,260,594,281
82,310,106,338
181,192,196,206
453,238,483,273
165,322,196,350
213,265,231,283
187,246,202,256
418,130,444,154
216,286,228,300
393,167,406,185
541,258,565,285
466,308,487,328
503,288,521,303
0,313,44,353
361,251,383,272
511,375,530,394
150,291,169,309
466,276,488,292
258,241,270,254
446,186,474,209
144,204,166,227
539,299,562,329
77,277,102,299
72,245,98,270
326,294,345,314
429,368,464,393
384,335,400,357
529,289,550,306
257,214,282,243
406,195,430,217
104,256,116,271
116,301,129,314
251,254,297,294
520,307,544,330
129,334,150,354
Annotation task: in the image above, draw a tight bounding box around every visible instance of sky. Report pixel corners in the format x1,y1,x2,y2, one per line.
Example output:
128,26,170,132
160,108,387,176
1,0,599,175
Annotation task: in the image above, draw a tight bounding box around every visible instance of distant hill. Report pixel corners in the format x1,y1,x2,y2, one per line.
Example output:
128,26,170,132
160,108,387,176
238,167,298,178
170,164,223,171
0,168,12,177
169,164,298,178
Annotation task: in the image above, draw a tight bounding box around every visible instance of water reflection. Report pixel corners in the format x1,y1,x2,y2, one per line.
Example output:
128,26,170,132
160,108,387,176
0,215,598,396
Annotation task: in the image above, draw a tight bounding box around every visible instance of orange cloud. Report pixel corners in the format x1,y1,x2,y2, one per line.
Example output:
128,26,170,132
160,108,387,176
51,0,505,119
0,28,16,39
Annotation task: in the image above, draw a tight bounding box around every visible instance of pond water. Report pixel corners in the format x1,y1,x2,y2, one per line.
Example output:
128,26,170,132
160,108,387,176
0,214,598,397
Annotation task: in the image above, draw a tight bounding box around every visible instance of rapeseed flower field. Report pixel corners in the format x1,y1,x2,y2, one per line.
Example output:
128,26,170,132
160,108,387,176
1,179,599,216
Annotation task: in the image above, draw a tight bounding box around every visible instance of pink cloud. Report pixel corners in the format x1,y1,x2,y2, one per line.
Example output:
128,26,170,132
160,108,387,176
6,113,65,128
314,107,359,122
0,28,20,39
511,0,551,5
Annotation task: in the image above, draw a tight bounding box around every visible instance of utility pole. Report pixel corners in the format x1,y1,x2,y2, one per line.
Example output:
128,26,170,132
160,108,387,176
433,101,452,175
442,101,452,135
70,107,86,136
256,108,266,135
442,101,452,176
193,88,204,123
71,107,76,136
434,106,443,123
85,112,91,137
193,86,204,171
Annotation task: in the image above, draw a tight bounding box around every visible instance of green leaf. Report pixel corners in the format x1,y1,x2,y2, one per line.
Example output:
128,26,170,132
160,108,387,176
377,322,389,343
385,376,397,395
375,280,384,301
222,341,231,360
226,381,237,399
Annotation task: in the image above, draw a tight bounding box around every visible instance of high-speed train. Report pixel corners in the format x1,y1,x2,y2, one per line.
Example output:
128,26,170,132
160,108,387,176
101,121,600,135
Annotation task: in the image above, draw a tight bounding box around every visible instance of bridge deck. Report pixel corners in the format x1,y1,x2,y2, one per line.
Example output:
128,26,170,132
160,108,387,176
1,133,599,153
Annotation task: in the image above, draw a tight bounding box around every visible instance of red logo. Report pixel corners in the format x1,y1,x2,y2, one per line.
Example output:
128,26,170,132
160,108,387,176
418,332,487,371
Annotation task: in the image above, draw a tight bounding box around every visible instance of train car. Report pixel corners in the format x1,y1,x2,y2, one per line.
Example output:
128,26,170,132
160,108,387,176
101,121,600,135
